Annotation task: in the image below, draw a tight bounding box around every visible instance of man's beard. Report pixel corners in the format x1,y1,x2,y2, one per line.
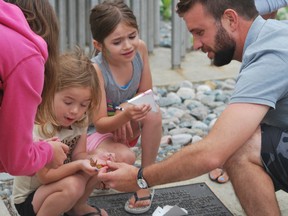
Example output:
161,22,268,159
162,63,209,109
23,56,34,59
212,25,236,67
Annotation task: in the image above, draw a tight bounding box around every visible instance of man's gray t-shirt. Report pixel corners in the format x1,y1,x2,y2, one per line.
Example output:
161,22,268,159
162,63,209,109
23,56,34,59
230,16,288,130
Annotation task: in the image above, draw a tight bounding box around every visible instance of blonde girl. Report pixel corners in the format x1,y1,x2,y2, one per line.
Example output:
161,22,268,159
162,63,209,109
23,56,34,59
13,48,111,216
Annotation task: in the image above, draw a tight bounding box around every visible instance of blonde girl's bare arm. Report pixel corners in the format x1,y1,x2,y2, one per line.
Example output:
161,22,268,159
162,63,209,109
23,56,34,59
71,133,89,161
92,64,131,133
72,133,100,175
36,134,95,184
137,39,153,93
36,160,87,184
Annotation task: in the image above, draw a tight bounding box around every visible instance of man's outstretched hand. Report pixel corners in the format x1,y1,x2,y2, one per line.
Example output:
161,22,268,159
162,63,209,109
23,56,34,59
97,161,139,192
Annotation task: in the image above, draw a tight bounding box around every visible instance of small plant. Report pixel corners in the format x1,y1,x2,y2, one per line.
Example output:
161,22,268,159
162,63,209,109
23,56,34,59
276,7,288,20
160,0,172,21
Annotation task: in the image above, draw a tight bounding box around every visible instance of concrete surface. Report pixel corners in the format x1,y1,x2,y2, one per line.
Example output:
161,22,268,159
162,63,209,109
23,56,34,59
149,47,241,86
1,47,288,215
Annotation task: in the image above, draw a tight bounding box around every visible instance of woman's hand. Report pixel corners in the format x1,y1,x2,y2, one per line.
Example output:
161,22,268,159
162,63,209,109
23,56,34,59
45,140,69,169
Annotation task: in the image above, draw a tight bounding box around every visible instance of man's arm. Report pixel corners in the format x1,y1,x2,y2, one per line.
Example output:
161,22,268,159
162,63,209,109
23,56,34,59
99,103,269,192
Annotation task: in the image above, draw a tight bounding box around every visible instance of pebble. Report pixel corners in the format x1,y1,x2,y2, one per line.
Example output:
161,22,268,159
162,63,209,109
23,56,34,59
133,79,234,167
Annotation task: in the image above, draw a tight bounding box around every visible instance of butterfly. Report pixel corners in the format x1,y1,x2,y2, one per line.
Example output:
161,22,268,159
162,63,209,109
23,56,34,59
90,158,104,169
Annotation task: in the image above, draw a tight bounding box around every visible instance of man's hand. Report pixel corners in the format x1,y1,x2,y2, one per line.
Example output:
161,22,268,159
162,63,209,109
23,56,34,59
45,141,68,169
97,161,139,192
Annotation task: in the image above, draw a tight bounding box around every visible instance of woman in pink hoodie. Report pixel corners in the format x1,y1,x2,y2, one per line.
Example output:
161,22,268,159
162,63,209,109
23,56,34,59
0,0,68,175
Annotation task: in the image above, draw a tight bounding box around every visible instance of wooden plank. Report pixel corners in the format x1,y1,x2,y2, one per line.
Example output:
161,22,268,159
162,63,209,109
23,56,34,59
153,0,160,47
78,0,86,48
50,0,191,65
59,0,68,52
68,0,77,49
147,0,154,53
171,0,182,69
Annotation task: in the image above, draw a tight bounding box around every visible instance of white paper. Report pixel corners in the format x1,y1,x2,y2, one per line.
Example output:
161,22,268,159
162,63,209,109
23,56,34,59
127,89,157,112
152,205,188,216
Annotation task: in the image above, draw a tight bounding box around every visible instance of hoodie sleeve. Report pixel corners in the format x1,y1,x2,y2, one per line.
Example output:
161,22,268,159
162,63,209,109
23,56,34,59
0,54,53,176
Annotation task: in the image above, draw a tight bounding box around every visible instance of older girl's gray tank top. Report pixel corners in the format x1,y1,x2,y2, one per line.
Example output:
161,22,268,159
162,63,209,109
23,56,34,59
91,52,143,115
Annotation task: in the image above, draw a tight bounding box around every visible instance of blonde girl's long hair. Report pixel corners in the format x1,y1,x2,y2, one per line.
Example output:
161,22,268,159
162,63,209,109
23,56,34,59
40,47,101,137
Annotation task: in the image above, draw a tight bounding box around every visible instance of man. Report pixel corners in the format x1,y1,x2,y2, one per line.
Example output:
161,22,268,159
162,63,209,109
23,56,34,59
209,0,288,184
98,0,288,215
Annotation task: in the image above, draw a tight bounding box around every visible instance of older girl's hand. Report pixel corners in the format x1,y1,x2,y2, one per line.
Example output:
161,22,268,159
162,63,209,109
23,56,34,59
113,121,133,145
123,104,151,121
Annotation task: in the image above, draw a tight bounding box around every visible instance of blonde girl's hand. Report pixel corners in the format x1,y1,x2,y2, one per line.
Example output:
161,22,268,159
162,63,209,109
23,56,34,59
81,159,100,176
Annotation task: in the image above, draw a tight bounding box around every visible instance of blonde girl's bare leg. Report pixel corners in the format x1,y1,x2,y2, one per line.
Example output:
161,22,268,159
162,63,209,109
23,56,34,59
32,174,87,216
70,139,133,216
67,174,108,216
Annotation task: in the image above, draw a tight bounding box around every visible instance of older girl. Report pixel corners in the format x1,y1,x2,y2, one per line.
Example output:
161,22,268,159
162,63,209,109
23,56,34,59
88,0,162,214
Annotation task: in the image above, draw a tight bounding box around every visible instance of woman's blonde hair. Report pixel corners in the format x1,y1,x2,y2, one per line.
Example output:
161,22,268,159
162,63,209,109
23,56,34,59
40,47,101,137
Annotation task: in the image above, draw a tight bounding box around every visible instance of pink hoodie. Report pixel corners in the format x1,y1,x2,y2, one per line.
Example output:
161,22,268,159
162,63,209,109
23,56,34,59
0,0,53,175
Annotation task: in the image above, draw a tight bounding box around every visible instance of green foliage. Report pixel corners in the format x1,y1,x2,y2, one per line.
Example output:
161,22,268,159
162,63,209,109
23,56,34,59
160,0,172,21
276,7,288,20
